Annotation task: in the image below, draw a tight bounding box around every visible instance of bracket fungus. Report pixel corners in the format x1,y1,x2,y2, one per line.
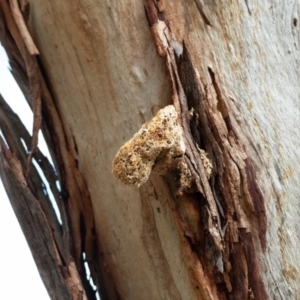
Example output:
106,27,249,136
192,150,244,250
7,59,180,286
112,105,186,186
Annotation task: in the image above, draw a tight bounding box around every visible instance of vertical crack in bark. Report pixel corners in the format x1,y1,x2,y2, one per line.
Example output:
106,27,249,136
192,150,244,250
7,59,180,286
139,181,182,299
145,1,267,299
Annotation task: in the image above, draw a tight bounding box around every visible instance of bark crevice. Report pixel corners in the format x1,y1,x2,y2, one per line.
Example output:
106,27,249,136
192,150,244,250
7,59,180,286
145,1,268,298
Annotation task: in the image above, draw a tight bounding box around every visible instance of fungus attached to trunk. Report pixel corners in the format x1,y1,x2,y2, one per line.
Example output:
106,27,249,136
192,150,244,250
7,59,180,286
112,105,186,186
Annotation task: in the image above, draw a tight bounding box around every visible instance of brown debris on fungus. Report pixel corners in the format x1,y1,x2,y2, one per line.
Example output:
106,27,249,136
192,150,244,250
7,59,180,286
112,105,186,187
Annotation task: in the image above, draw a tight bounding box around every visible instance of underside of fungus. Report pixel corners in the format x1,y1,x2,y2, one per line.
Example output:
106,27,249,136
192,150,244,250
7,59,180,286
112,105,212,187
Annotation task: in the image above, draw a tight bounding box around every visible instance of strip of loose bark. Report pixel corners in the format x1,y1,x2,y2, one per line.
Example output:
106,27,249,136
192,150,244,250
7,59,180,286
0,0,24,57
9,0,38,55
0,0,42,174
0,93,65,253
23,45,42,176
0,139,87,300
0,11,26,73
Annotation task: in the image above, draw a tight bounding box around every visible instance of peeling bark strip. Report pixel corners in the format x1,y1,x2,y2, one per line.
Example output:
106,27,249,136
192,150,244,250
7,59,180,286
145,1,267,299
9,0,38,55
0,3,98,299
0,0,42,172
0,140,84,300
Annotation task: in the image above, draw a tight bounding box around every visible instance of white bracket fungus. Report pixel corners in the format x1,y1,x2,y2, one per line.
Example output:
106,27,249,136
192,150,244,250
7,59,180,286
112,105,186,186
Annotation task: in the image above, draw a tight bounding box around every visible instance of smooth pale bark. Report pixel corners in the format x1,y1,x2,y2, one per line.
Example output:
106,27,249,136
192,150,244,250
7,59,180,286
1,0,300,299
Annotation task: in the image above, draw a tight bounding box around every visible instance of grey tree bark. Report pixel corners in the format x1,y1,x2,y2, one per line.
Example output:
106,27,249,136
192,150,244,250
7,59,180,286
0,0,299,299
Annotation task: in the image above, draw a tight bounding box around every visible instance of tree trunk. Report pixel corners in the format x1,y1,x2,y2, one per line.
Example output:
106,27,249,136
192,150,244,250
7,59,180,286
0,0,299,299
